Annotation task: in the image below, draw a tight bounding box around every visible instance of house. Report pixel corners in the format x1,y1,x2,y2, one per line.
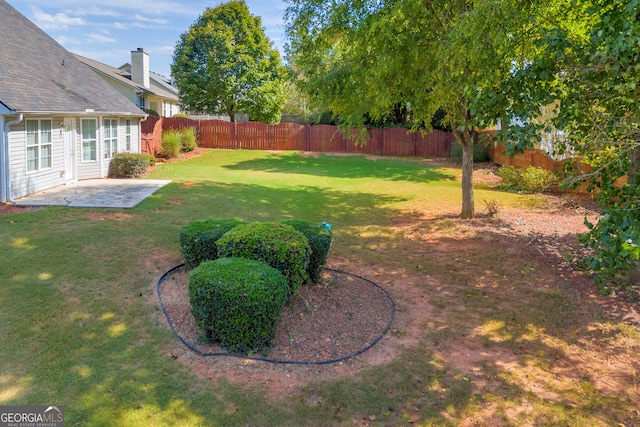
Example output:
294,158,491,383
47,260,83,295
75,49,182,118
0,0,147,203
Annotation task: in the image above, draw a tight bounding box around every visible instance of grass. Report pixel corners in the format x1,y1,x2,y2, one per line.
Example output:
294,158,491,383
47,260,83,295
1,149,637,426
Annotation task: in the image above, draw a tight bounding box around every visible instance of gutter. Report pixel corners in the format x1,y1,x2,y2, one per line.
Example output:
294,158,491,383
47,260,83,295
2,113,24,203
138,114,150,154
13,110,146,117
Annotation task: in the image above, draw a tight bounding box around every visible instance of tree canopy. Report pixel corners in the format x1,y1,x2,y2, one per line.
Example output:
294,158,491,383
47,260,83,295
503,0,640,290
285,0,567,218
172,0,286,123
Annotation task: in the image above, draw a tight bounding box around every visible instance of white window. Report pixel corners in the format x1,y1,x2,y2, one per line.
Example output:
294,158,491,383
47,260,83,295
163,101,167,118
81,119,97,161
103,118,118,159
26,119,52,172
138,96,146,109
125,119,131,151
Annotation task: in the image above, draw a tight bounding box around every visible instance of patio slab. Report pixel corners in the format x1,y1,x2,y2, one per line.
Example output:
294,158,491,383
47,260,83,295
14,179,172,208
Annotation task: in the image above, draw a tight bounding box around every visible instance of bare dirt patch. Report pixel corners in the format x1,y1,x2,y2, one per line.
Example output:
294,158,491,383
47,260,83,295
157,190,639,420
84,211,133,221
0,204,33,215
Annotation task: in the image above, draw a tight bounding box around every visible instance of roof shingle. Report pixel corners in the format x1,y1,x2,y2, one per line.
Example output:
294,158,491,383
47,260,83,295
0,0,145,116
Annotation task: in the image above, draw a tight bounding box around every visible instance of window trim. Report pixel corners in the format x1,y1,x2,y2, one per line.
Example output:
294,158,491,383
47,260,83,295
103,118,118,159
125,119,132,151
81,118,98,162
25,118,53,173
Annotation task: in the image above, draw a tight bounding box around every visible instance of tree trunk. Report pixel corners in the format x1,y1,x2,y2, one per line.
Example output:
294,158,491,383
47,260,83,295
453,127,475,219
628,141,640,185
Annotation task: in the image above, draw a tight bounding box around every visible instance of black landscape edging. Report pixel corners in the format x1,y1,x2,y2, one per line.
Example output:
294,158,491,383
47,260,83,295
157,264,396,365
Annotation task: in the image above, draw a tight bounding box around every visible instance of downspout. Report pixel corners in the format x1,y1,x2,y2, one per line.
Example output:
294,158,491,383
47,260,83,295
2,114,23,203
0,115,4,203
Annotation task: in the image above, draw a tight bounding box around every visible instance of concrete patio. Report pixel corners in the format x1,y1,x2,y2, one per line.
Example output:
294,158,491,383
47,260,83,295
13,179,172,208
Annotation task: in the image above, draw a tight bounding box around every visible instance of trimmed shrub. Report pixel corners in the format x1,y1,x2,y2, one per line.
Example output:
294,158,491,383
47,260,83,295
108,152,154,178
145,154,157,167
179,218,245,268
282,220,332,282
172,113,191,119
181,127,198,152
142,108,159,117
216,222,311,294
450,141,490,162
497,166,558,193
188,257,289,354
159,130,181,159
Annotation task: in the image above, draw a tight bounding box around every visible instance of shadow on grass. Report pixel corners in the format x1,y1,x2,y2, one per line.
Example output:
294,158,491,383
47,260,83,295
141,180,407,227
222,152,454,183
1,174,637,425
373,211,640,425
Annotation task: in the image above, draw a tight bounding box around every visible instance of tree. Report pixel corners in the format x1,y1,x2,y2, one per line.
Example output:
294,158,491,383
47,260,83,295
172,1,286,123
285,0,564,218
503,0,640,290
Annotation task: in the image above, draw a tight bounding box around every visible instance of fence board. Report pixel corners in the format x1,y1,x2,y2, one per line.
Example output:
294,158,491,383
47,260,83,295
159,118,455,158
141,117,163,156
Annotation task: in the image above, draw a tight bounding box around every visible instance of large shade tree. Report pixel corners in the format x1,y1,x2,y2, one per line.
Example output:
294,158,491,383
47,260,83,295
172,0,286,123
503,0,640,289
285,0,569,217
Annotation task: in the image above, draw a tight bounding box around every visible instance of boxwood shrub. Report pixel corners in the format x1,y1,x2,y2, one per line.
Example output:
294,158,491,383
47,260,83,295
216,222,311,294
179,218,245,268
108,152,155,178
188,257,289,354
282,220,332,283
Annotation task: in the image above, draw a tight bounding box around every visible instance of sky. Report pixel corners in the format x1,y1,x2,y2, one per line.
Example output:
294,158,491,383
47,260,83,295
6,0,288,78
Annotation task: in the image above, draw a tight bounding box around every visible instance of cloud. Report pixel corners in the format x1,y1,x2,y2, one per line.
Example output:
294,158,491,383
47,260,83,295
55,35,84,46
74,6,121,17
132,14,168,25
88,33,117,43
20,0,198,16
151,44,177,55
30,6,85,31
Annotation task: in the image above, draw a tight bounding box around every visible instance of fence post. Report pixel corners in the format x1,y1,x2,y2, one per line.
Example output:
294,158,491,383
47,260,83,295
231,121,237,149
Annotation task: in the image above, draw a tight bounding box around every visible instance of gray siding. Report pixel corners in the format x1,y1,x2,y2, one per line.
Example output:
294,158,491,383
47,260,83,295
8,116,66,199
118,117,141,154
6,114,142,199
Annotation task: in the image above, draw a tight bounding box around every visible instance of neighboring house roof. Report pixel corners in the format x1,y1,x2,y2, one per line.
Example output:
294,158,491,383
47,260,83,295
73,55,153,96
0,0,145,116
75,56,180,102
149,71,181,101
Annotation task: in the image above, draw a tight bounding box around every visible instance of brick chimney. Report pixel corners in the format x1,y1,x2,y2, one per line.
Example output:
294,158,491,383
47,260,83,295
131,48,149,89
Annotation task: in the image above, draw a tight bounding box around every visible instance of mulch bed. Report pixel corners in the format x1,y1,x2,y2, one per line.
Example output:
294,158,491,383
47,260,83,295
158,265,395,363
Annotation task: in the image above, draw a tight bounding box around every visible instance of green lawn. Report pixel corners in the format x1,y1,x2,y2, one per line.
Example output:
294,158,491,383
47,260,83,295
1,150,636,426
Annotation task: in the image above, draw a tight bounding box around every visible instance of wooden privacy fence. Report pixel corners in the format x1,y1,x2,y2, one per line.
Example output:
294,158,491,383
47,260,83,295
141,116,163,156
487,141,565,173
486,141,628,193
149,117,455,158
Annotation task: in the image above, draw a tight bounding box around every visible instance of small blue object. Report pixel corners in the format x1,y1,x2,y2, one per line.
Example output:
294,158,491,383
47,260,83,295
321,222,332,231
